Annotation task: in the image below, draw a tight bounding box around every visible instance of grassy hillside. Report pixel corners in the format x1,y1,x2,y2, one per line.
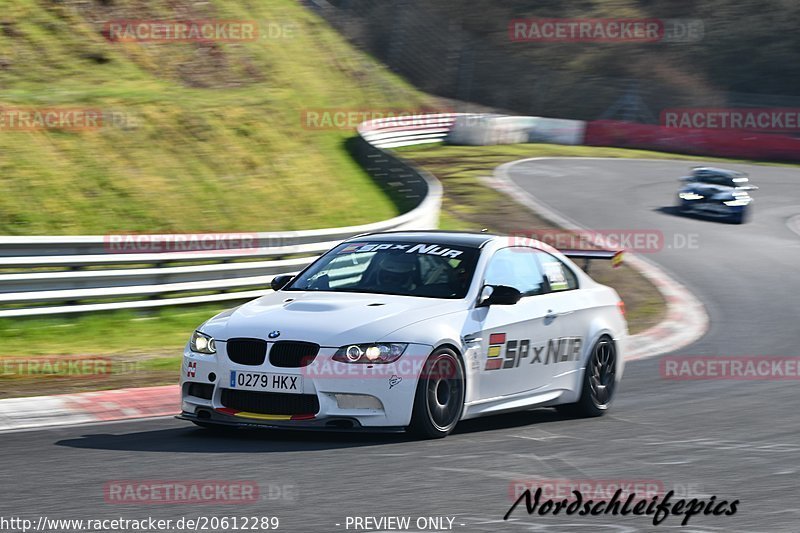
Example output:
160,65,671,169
0,0,431,235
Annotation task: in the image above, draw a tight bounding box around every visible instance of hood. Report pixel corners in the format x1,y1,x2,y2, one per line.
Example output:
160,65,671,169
200,290,465,347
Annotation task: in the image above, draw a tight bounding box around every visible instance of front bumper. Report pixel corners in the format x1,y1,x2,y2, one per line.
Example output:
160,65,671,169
180,342,430,429
678,198,748,217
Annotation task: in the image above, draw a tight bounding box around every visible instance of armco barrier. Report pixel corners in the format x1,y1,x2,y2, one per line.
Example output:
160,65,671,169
585,120,800,161
359,114,456,149
0,115,451,318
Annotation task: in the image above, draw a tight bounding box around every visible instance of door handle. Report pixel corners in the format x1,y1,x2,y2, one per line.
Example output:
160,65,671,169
544,310,557,323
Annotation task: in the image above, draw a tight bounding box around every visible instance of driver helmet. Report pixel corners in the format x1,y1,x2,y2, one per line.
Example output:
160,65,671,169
376,253,418,289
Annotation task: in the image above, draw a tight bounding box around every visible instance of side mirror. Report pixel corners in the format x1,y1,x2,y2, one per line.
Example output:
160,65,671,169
477,285,522,307
271,274,294,292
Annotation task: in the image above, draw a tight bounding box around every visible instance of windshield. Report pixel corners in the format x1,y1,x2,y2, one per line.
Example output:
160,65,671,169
698,175,736,187
692,170,748,187
286,241,480,299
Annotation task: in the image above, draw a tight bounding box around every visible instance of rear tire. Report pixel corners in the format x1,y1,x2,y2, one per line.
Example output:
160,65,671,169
556,336,617,418
729,206,748,224
409,348,465,439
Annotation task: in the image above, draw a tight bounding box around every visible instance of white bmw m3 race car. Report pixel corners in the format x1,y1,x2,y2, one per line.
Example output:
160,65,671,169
178,231,627,438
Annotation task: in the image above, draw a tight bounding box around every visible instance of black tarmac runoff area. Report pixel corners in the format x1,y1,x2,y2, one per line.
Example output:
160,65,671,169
1,158,799,533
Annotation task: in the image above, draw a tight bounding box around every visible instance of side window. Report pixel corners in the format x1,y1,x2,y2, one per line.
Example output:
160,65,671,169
538,252,578,291
483,247,546,296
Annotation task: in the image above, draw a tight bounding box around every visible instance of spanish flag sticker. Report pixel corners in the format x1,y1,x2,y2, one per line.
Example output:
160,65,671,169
485,332,507,370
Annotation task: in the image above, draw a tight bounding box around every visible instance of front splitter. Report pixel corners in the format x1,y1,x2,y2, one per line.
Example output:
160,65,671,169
176,411,406,433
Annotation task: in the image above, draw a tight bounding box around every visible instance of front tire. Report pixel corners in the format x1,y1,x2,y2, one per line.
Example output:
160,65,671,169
556,336,617,418
409,348,465,439
729,206,748,224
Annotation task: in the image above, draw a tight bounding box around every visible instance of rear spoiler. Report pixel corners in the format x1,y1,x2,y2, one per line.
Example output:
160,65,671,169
561,249,624,272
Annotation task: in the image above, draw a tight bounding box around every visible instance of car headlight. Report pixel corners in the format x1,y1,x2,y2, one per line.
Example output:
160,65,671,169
190,330,216,354
332,343,408,364
679,192,704,201
723,199,750,206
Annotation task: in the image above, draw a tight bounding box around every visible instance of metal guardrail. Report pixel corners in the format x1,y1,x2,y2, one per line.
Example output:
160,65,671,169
0,114,453,318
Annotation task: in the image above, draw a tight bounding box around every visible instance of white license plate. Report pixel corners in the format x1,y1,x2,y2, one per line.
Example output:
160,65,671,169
229,370,302,393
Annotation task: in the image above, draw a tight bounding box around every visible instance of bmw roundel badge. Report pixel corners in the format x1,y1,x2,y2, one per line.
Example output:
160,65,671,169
268,330,281,339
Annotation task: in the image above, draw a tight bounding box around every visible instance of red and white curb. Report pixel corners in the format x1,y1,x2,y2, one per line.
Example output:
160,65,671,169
0,385,179,432
489,157,709,361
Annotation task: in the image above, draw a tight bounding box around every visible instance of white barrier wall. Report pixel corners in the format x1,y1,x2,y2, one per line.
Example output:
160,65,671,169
446,114,586,146
447,115,534,145
527,117,586,145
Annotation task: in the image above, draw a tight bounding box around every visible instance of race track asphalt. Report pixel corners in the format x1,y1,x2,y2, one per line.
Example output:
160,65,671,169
1,158,798,533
